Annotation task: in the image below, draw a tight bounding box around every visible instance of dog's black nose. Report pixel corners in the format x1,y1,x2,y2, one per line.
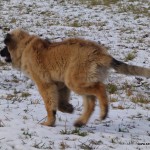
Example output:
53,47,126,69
4,33,11,44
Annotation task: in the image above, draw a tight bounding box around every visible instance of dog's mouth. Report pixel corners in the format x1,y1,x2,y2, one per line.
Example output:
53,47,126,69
0,46,12,63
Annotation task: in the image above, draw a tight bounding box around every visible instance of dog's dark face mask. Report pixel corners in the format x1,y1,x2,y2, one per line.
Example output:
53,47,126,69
0,33,12,63
0,46,12,63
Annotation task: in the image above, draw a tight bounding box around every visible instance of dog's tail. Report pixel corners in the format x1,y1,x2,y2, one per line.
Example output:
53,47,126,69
110,57,150,78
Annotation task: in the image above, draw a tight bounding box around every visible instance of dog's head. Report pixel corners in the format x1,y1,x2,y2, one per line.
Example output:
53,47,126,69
4,28,30,49
0,46,12,63
1,28,30,69
1,28,50,69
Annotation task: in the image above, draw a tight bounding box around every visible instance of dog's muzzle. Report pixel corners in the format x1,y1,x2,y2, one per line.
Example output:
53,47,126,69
0,46,12,63
4,33,11,45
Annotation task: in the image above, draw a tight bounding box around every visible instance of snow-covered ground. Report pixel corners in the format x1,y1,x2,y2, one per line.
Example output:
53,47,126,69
0,0,149,149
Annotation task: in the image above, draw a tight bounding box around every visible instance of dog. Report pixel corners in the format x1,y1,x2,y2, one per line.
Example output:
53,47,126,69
1,28,150,127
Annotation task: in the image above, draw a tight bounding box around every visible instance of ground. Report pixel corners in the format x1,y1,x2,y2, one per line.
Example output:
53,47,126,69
0,0,150,149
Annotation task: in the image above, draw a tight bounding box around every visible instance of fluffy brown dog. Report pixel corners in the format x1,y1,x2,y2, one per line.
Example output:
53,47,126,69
2,28,150,127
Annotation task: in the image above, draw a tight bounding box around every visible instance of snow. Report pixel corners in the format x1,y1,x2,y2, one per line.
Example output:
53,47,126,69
0,0,150,149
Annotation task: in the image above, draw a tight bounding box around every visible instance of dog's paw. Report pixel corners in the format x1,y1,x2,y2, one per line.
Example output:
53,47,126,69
40,121,55,127
59,102,74,113
74,120,85,127
100,107,108,121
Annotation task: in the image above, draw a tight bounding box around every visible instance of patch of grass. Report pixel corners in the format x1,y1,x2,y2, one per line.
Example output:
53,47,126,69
107,83,118,94
10,18,16,23
22,116,28,120
22,130,32,139
89,0,101,6
101,0,119,6
60,128,70,135
79,139,100,149
110,97,118,102
21,92,31,98
121,82,135,96
32,141,54,149
11,75,20,83
102,120,113,127
71,128,88,136
80,0,119,6
21,128,37,139
118,127,129,133
59,141,70,149
112,105,125,110
5,94,17,100
131,95,149,104
30,99,40,105
60,128,88,137
111,138,117,143
64,30,79,37
125,88,133,97
71,20,81,27
11,79,20,83
125,52,136,61
129,113,143,119
118,3,150,17
89,139,103,145
120,27,134,34
121,82,132,89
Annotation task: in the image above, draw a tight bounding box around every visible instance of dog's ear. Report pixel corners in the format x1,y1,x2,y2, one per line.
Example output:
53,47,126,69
33,38,49,50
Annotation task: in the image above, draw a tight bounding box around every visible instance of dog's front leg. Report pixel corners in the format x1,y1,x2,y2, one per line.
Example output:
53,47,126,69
34,80,58,127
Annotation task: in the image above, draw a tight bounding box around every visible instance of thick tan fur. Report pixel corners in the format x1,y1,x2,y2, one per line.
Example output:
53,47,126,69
4,29,150,127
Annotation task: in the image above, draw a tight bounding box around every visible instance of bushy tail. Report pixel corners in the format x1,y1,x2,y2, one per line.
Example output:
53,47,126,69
111,58,150,78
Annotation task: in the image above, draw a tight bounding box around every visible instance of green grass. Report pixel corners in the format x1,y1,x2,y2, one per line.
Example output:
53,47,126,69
110,97,118,102
118,3,150,17
32,141,54,149
71,20,81,27
125,52,136,61
79,0,119,6
107,83,118,94
21,92,31,98
131,95,149,104
60,128,88,137
59,141,70,149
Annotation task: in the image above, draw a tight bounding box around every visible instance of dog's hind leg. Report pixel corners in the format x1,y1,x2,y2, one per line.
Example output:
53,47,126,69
74,95,96,127
96,83,109,120
66,79,109,127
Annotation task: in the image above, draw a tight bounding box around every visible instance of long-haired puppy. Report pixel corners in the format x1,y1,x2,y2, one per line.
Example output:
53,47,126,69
1,28,150,127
